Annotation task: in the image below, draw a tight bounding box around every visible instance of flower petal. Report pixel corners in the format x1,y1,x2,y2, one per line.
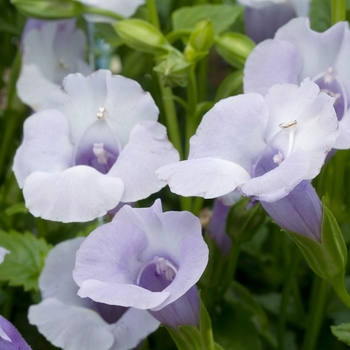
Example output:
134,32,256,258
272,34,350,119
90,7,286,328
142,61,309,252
73,221,170,309
22,166,124,222
156,158,251,199
28,299,114,350
275,18,348,80
244,38,302,95
13,109,73,188
241,147,310,202
39,237,88,307
109,121,179,202
46,70,159,146
0,247,9,265
189,94,268,172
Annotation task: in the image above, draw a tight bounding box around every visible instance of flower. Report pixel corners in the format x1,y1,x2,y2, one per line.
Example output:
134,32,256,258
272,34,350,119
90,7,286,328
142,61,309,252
13,70,179,222
244,18,350,148
17,19,92,111
0,247,9,264
237,0,309,43
78,0,145,23
73,200,208,327
157,79,338,204
28,237,159,350
0,315,32,350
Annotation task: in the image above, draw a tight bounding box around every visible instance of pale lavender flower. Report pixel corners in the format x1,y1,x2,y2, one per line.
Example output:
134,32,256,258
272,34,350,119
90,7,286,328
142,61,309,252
0,247,9,264
157,80,338,204
17,19,92,111
29,237,159,350
0,315,32,350
13,70,179,223
237,0,309,43
244,18,350,148
78,0,145,22
73,200,208,328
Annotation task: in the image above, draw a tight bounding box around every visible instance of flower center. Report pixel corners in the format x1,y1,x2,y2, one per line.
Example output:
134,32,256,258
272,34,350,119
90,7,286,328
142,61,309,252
312,66,348,121
251,120,297,177
136,256,178,292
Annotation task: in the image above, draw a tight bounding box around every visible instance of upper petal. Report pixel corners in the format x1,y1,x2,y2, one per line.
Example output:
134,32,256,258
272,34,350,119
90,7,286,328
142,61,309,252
189,93,268,172
22,166,124,222
275,18,349,80
244,38,302,95
157,158,251,199
45,70,159,146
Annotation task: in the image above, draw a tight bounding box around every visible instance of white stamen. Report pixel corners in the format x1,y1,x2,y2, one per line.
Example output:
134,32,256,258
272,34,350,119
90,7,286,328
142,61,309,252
273,151,284,165
324,67,335,84
92,142,109,164
97,107,106,119
136,256,178,285
279,120,297,157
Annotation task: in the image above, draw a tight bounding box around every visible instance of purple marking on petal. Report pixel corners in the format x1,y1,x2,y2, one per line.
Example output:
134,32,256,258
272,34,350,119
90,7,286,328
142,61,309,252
0,315,32,350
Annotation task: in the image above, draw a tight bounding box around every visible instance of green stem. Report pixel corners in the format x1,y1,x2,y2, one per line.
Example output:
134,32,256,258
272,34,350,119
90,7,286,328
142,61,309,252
331,273,350,309
331,0,346,24
278,249,301,350
147,0,160,29
82,6,125,21
301,276,329,350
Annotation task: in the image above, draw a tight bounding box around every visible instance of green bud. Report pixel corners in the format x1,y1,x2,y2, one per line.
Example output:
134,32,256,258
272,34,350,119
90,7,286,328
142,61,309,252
11,0,84,19
113,19,171,55
215,32,255,69
184,20,214,63
154,51,192,88
286,201,347,283
226,197,266,243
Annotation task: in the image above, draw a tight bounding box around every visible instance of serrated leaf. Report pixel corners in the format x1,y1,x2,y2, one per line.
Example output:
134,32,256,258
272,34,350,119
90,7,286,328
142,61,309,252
309,0,331,32
172,4,243,35
331,323,350,345
0,230,51,291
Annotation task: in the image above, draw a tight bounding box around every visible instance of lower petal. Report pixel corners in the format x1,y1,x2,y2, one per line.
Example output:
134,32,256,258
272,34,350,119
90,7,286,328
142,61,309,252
22,166,124,222
156,158,251,199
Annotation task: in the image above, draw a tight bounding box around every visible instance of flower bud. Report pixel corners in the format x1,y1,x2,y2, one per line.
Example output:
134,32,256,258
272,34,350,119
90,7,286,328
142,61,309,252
154,51,192,87
11,0,84,19
113,19,171,55
184,20,215,63
215,32,255,68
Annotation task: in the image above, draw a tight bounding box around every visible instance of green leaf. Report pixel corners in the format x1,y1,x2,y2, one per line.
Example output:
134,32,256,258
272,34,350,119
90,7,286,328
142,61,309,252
172,4,243,35
214,70,243,102
0,230,51,291
309,0,332,32
331,323,350,345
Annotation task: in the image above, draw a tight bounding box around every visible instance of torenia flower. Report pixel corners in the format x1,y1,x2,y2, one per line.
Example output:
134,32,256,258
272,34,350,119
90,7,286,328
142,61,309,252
29,238,159,350
0,315,32,350
0,247,9,264
13,70,179,222
17,19,92,111
73,200,208,328
244,18,350,148
157,80,338,203
78,0,145,22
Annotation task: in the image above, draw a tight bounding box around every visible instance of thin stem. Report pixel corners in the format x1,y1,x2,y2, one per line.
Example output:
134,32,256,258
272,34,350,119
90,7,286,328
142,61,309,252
278,249,301,350
331,0,346,24
301,276,329,350
147,0,160,29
